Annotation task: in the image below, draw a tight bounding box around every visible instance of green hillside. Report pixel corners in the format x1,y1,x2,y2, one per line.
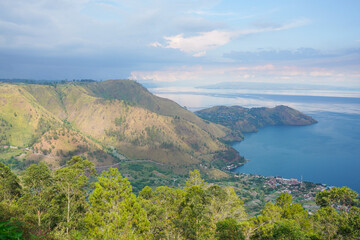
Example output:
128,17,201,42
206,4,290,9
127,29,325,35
195,105,317,135
0,81,243,168
82,80,238,141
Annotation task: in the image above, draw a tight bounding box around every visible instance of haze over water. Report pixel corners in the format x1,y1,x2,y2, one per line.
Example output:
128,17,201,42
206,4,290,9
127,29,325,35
151,86,360,193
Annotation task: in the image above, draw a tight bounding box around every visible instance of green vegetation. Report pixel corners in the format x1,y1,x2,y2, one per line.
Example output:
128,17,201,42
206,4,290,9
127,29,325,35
0,159,359,239
0,118,10,145
0,162,21,201
1,80,358,239
85,167,149,239
0,221,25,240
0,80,243,168
195,105,317,137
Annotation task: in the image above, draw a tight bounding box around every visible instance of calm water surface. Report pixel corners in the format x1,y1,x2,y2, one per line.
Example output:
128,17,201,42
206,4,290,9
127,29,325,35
232,112,360,193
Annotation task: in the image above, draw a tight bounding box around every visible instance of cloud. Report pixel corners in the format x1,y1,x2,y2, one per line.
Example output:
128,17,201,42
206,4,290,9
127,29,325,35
224,48,325,62
151,19,310,56
235,18,310,35
149,41,163,48
187,10,234,16
223,47,360,71
130,64,360,87
0,0,357,87
192,51,207,57
237,64,275,71
160,30,235,54
0,0,226,54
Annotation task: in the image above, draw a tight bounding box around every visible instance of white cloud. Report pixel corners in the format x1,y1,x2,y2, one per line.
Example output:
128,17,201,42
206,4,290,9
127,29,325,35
310,70,334,77
149,41,163,48
150,31,231,56
237,64,275,71
152,19,310,56
130,63,360,87
192,51,207,57
0,0,224,54
160,30,235,55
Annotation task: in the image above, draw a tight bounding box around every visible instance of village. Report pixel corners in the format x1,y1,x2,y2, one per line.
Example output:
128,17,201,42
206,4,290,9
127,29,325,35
224,171,328,215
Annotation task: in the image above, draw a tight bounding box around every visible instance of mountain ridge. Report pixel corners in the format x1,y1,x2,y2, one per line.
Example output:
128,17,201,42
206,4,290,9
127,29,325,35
0,80,243,169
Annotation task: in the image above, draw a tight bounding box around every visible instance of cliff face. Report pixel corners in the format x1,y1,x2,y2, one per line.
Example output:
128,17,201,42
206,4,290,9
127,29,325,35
195,105,317,135
0,80,244,167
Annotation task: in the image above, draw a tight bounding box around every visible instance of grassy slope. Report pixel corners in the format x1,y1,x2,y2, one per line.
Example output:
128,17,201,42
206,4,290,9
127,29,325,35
0,83,58,147
0,83,115,167
0,81,243,167
23,84,67,120
82,80,238,141
60,83,232,165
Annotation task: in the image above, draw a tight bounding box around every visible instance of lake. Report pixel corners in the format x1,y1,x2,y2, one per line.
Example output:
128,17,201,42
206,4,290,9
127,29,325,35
150,86,360,193
232,111,360,193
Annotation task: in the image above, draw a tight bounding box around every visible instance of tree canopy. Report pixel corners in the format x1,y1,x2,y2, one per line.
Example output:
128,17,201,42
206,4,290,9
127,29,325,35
0,158,359,239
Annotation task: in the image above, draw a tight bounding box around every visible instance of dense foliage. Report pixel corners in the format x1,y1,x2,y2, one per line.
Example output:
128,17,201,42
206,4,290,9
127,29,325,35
0,157,359,239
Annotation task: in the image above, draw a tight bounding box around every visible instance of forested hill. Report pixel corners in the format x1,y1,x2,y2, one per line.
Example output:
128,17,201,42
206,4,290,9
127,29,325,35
1,161,359,239
195,105,317,138
0,80,243,169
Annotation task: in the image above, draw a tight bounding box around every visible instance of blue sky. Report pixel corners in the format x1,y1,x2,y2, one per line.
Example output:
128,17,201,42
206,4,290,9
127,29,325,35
0,0,359,87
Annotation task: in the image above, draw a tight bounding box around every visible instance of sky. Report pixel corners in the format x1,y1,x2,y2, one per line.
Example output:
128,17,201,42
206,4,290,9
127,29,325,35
0,0,359,87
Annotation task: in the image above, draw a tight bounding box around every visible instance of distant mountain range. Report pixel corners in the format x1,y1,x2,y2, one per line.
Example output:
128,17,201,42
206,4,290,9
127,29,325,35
197,81,357,91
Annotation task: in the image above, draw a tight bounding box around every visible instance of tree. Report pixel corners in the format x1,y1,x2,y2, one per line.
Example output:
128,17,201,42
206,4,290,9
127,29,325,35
215,218,244,240
85,168,150,240
338,206,360,239
252,202,282,239
185,169,205,190
207,185,247,231
0,162,21,202
312,206,340,240
239,218,259,240
139,186,184,239
275,192,292,209
316,186,359,210
21,162,53,229
0,163,22,229
273,219,308,240
177,185,212,240
175,169,213,239
275,193,311,233
0,221,25,240
54,156,95,236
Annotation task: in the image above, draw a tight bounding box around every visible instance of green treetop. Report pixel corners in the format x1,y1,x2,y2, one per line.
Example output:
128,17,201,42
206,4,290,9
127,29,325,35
0,162,21,202
85,167,150,240
54,156,95,236
21,162,53,230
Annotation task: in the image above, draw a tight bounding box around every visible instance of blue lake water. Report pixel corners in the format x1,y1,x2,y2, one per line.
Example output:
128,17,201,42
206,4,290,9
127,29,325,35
232,112,360,193
150,87,360,193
